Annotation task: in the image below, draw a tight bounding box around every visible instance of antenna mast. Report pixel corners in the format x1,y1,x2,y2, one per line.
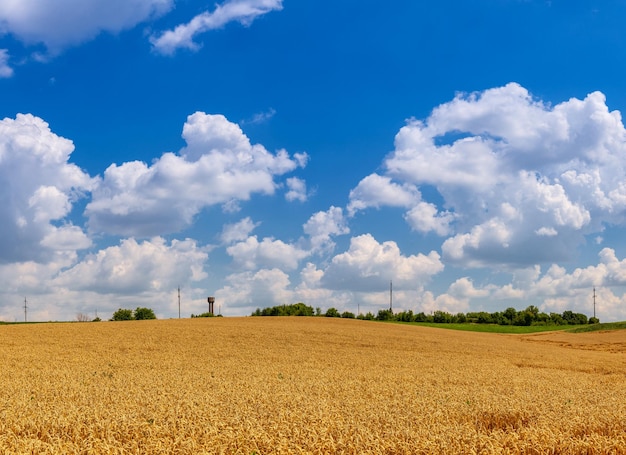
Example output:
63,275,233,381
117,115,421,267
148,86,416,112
178,286,181,319
389,280,393,313
23,297,27,323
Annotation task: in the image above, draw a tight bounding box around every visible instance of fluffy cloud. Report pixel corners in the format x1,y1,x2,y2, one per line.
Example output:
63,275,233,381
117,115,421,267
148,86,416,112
0,236,209,321
293,262,335,305
0,114,94,263
0,0,172,53
220,217,260,244
86,112,306,236
404,202,455,236
303,206,350,253
285,177,308,202
0,261,67,300
447,277,490,299
347,174,420,215
418,291,470,316
216,268,292,314
414,248,626,321
531,248,626,298
226,236,308,271
214,243,626,320
53,237,208,294
321,234,443,292
377,83,626,267
0,49,12,77
151,0,283,55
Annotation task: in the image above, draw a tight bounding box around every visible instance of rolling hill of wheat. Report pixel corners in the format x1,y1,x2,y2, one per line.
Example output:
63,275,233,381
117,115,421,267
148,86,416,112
1,317,625,454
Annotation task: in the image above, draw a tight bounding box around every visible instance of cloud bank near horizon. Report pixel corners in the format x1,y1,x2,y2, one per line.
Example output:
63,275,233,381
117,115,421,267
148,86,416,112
2,84,626,322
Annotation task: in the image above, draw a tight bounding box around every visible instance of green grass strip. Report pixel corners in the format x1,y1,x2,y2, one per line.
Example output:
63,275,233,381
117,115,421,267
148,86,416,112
566,321,626,333
398,322,583,334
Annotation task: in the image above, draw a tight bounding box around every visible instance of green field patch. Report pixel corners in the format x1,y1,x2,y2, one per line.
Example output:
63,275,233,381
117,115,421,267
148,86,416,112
399,322,581,334
567,321,626,333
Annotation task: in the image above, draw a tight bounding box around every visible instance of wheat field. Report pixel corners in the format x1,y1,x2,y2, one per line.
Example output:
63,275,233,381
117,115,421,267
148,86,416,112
1,317,625,454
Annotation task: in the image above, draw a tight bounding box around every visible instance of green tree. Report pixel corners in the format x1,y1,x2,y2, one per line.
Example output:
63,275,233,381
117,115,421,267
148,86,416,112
455,312,467,323
134,307,157,320
513,310,533,326
325,307,341,317
290,302,314,316
251,303,315,316
111,308,134,321
525,305,539,320
562,311,587,325
396,310,414,322
376,309,394,321
549,313,565,325
192,312,222,318
358,312,375,320
503,307,517,324
474,312,494,324
433,310,452,323
536,312,550,324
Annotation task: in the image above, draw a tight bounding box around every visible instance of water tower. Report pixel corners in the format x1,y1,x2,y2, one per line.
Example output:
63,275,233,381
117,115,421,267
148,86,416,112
207,296,215,316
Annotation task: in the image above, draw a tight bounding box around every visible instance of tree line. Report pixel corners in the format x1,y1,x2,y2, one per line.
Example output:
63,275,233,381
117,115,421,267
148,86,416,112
111,307,156,321
252,303,598,326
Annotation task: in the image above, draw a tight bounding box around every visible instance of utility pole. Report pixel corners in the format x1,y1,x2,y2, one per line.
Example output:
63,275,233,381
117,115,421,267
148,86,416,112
23,297,27,323
389,280,393,313
178,286,181,319
593,287,596,319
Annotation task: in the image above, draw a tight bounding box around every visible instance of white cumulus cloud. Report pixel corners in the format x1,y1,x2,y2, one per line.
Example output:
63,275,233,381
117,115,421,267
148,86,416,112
303,206,350,253
220,217,260,244
415,247,626,321
86,112,306,236
404,202,455,236
321,234,443,292
0,114,95,263
0,0,173,53
285,177,308,202
226,236,308,271
216,268,292,314
379,83,626,267
53,237,208,294
347,173,420,215
0,236,210,321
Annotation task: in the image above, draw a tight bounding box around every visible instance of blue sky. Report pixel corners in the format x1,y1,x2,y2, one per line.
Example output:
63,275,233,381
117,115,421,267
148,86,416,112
2,0,626,321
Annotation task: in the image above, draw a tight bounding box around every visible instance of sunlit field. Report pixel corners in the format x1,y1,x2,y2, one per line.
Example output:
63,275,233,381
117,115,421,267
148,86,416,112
1,317,625,454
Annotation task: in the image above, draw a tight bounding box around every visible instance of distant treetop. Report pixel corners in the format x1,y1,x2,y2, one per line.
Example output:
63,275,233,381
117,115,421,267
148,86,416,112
252,303,314,317
111,307,156,321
